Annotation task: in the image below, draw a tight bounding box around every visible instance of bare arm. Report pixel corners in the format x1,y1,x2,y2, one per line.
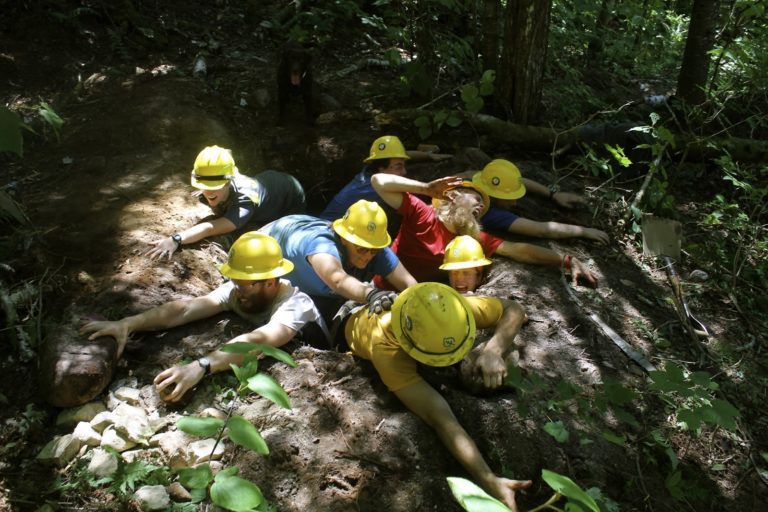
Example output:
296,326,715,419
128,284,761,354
147,217,237,260
80,295,224,357
494,241,598,286
370,173,464,210
307,252,373,303
154,320,297,403
521,177,585,209
471,299,527,389
384,262,418,291
508,218,609,244
395,381,532,510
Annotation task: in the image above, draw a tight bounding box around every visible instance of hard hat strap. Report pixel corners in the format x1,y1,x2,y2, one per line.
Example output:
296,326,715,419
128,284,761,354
193,173,233,182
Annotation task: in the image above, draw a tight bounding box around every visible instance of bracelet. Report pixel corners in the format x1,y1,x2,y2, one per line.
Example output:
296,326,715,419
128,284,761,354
562,254,572,272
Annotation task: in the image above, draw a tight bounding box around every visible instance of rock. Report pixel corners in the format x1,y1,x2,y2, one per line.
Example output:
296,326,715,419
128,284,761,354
188,438,225,464
100,426,137,452
200,407,227,420
56,402,107,427
689,269,709,282
114,386,141,404
122,447,163,463
151,430,192,458
90,411,114,432
38,325,118,408
168,481,192,502
37,434,81,467
134,485,170,511
73,421,102,447
111,403,154,444
88,447,119,477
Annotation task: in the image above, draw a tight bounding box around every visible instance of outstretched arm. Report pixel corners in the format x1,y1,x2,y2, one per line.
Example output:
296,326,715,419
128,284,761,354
79,295,224,357
507,218,609,244
147,217,237,260
154,320,297,403
307,252,374,303
371,173,464,210
494,241,598,287
384,262,418,291
521,177,585,209
471,299,527,389
395,381,532,510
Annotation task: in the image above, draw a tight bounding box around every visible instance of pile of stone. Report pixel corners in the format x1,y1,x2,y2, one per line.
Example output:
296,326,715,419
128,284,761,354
36,379,228,511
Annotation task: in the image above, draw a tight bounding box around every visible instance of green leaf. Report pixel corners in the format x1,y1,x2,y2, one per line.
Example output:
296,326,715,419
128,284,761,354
446,477,512,512
541,470,600,512
460,84,479,103
543,421,570,443
247,373,291,409
677,408,702,431
177,464,213,490
602,379,637,405
0,106,23,156
38,102,64,140
176,416,225,437
228,416,269,455
710,463,726,471
220,342,296,366
601,431,626,446
603,144,631,167
464,97,484,114
446,113,463,128
612,407,640,429
701,399,739,430
210,473,264,512
232,356,260,384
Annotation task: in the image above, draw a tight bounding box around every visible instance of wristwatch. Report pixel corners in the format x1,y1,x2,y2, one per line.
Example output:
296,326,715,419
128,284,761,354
548,184,560,199
197,356,211,376
171,233,182,246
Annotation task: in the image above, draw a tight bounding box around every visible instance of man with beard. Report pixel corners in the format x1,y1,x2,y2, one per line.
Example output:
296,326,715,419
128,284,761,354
81,233,328,403
370,174,598,287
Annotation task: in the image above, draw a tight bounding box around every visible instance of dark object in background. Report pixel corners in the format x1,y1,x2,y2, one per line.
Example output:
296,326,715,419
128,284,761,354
277,42,315,125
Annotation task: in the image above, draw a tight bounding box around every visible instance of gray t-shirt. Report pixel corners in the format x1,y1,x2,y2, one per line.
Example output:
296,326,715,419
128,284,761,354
208,279,329,341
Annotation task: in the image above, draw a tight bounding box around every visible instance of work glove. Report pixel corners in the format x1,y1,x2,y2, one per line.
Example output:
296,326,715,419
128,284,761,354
366,288,397,316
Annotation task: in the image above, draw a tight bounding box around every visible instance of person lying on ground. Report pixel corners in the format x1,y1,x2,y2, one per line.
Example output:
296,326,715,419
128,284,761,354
148,145,306,260
259,200,417,323
370,173,598,287
439,235,494,295
319,135,451,237
81,233,328,403
461,159,609,243
339,282,533,510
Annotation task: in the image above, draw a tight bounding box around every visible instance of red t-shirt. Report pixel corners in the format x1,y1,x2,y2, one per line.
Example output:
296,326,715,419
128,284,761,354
378,192,503,285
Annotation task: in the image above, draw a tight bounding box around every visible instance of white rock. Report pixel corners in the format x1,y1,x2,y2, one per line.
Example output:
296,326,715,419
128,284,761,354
122,447,163,464
150,430,192,458
114,387,141,404
37,434,81,467
188,438,225,464
56,402,106,427
90,411,114,432
134,485,170,511
111,403,154,444
100,426,137,452
73,421,102,447
88,447,119,477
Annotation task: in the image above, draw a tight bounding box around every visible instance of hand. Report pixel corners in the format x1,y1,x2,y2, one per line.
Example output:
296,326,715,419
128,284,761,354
552,191,586,209
153,363,205,403
584,227,609,244
570,257,598,287
429,153,453,162
366,288,397,316
80,320,130,357
426,176,465,199
473,350,507,389
484,475,533,512
146,236,179,260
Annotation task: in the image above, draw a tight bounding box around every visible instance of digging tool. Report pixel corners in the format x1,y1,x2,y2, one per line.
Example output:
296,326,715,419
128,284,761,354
641,214,710,340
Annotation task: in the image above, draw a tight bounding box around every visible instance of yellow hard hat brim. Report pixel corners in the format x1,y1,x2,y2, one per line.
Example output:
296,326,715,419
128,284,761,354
332,219,391,249
439,258,492,270
471,172,526,200
218,259,294,281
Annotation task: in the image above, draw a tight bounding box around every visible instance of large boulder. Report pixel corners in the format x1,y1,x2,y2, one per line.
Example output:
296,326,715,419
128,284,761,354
38,323,118,408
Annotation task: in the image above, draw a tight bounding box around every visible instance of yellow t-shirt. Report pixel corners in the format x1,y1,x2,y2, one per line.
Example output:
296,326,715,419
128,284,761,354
345,296,504,392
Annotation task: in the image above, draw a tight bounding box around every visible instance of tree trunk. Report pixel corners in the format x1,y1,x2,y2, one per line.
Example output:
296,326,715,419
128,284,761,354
586,0,614,64
497,0,552,124
480,0,502,72
677,0,719,105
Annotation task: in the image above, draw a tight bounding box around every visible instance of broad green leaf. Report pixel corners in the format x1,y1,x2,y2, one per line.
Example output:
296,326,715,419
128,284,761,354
465,97,484,114
414,115,431,128
446,477,512,512
543,421,570,443
602,379,637,405
189,487,207,503
702,399,739,430
434,111,448,124
612,407,640,429
177,464,213,490
446,113,462,128
247,373,291,409
176,416,225,437
710,463,726,471
216,466,239,480
460,84,479,103
689,371,712,388
38,102,64,139
601,431,626,446
210,473,264,512
231,356,260,383
586,487,620,512
418,124,433,140
0,106,23,156
541,470,600,512
677,408,702,431
228,416,269,455
251,344,296,367
665,469,684,499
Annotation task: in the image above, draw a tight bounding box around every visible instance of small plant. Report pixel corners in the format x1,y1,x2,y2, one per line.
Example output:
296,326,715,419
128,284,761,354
174,342,297,511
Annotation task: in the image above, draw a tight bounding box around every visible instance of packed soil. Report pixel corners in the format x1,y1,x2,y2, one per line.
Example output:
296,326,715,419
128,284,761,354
1,2,766,511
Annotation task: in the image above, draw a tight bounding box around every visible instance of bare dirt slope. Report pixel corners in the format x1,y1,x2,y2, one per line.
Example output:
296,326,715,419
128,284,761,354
1,2,765,511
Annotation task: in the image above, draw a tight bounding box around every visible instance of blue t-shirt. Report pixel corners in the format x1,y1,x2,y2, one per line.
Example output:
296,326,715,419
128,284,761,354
259,215,400,298
481,206,519,232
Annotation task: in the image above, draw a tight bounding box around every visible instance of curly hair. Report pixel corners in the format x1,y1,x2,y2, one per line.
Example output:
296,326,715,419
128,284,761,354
435,189,483,238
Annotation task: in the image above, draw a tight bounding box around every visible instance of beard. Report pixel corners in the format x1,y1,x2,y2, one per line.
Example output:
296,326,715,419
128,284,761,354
237,293,271,314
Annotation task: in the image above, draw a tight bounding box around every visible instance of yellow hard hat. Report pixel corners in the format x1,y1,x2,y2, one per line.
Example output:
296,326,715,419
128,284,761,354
363,135,410,163
472,159,526,200
332,200,391,249
391,282,476,367
431,180,491,217
219,232,294,280
439,235,492,270
191,145,238,190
